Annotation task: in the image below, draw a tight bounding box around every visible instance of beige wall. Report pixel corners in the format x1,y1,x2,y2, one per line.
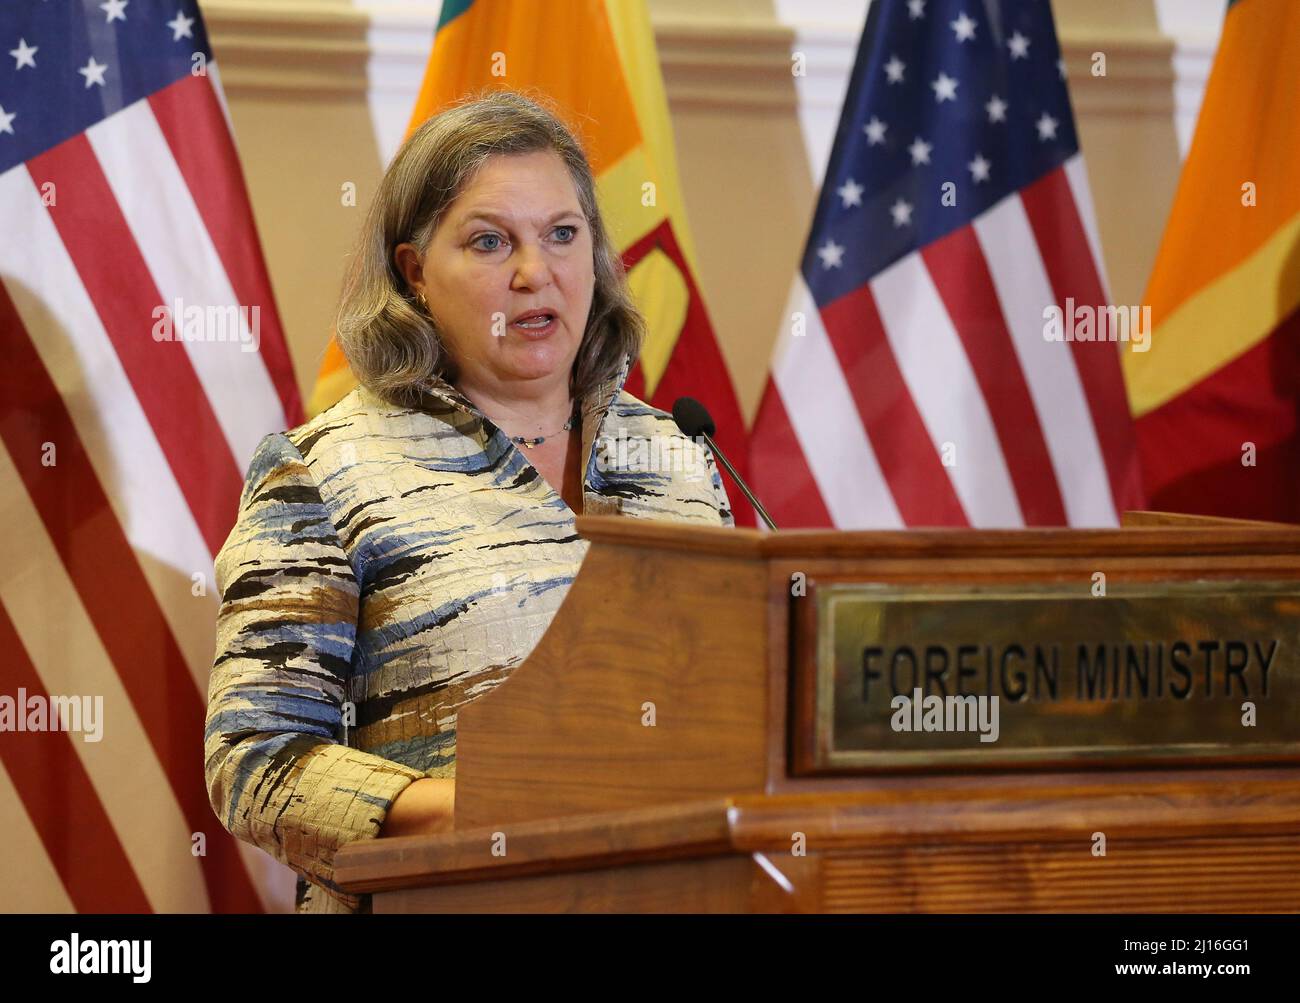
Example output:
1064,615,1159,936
205,0,1223,425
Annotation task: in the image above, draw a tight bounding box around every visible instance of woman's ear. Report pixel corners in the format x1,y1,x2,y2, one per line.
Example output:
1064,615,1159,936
393,242,424,297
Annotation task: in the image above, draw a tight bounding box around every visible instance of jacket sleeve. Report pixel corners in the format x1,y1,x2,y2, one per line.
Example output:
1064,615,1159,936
204,432,425,902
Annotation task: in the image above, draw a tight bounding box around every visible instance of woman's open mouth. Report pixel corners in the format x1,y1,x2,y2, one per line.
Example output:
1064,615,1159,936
511,312,557,336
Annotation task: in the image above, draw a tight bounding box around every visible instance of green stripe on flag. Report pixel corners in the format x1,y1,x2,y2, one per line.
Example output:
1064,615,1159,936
436,0,475,31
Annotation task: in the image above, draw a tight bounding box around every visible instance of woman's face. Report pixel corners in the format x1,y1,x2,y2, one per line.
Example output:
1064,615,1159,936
396,150,595,398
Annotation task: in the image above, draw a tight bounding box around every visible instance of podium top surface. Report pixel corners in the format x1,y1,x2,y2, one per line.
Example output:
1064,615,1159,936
575,511,1300,560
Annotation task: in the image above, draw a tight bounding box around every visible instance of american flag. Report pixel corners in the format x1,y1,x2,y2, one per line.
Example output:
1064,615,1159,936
0,1,300,911
749,0,1144,528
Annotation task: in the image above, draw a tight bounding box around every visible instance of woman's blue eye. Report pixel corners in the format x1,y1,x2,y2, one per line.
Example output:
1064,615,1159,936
471,226,577,252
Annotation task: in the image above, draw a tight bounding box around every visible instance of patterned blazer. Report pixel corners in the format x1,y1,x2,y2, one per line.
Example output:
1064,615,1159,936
204,354,734,912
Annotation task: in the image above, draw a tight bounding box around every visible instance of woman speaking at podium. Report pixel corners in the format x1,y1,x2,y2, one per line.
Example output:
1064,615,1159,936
203,90,734,913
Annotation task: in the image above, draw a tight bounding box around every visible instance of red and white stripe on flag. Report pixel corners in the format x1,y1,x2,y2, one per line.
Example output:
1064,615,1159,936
750,155,1143,530
0,65,300,912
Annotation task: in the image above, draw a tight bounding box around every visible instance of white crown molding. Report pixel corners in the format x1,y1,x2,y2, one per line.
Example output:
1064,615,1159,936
201,1,435,96
201,0,1216,122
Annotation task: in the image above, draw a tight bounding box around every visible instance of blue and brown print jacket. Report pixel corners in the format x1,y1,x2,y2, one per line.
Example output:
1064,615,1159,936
204,354,734,912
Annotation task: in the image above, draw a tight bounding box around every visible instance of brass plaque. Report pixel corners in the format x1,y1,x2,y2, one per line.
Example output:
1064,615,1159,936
801,581,1300,772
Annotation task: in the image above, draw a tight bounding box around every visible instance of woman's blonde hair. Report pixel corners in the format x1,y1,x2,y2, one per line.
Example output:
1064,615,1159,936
335,88,645,409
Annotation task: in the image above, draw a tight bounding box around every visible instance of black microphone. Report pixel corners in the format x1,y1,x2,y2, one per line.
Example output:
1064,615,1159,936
672,396,778,531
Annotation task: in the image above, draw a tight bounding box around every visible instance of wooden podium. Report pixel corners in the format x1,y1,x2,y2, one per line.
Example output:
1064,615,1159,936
335,512,1300,912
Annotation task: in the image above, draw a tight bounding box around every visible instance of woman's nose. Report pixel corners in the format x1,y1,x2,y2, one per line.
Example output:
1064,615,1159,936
510,241,554,290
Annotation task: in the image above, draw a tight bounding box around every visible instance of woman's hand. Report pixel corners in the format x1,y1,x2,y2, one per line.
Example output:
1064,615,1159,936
379,778,456,837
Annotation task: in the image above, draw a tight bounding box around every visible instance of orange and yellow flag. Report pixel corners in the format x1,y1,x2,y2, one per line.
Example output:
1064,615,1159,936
309,0,753,522
1125,0,1300,522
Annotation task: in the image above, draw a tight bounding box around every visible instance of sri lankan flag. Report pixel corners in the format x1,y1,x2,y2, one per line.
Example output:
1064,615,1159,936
1124,0,1300,523
308,0,753,522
